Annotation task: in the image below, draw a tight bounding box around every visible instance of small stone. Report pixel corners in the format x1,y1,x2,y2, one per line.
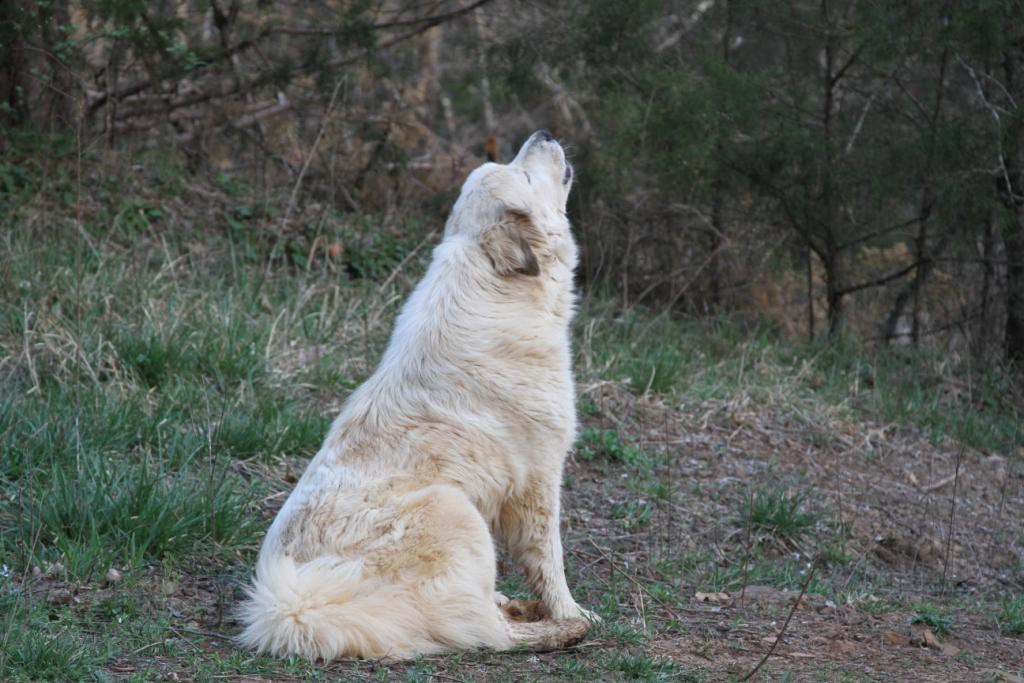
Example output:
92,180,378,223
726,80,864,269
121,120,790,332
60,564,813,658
105,567,122,585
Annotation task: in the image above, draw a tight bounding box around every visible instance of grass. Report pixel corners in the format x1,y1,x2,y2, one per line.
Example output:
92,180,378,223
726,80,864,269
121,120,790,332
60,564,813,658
577,426,652,470
577,303,1022,459
996,595,1024,636
600,651,691,681
0,590,108,681
740,488,820,550
911,601,956,637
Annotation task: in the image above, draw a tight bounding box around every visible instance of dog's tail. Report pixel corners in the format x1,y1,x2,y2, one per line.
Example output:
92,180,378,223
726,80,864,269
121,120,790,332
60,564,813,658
507,618,591,651
237,554,435,660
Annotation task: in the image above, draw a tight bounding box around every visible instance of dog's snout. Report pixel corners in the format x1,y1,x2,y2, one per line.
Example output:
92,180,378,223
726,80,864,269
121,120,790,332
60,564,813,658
537,129,555,143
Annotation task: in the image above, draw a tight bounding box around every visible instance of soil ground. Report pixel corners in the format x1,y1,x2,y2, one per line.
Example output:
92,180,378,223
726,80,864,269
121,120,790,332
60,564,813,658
18,382,1022,682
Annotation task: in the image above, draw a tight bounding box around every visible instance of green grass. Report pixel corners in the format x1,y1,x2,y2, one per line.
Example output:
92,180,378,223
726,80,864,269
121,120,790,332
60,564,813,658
0,591,108,681
600,651,694,681
739,488,820,550
911,601,956,636
577,304,1022,460
577,427,649,466
996,595,1024,636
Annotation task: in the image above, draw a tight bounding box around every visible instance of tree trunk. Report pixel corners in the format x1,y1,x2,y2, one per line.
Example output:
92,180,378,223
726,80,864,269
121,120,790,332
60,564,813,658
0,1,75,131
806,246,815,341
821,0,843,336
999,39,1024,362
1005,208,1024,362
824,249,844,336
977,215,996,358
883,233,951,344
0,1,34,127
707,0,733,310
911,46,949,346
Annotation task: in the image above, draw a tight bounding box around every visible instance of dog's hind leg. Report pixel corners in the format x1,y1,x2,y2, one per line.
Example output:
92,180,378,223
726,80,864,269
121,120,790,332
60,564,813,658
386,484,516,653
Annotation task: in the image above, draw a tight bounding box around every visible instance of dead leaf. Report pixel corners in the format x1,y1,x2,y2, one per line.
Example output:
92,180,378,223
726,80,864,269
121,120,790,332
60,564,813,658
918,627,939,649
738,585,782,601
983,455,1007,486
47,588,73,605
733,584,819,608
923,471,960,493
830,639,857,656
978,670,1024,683
694,591,731,604
883,630,911,647
912,627,956,654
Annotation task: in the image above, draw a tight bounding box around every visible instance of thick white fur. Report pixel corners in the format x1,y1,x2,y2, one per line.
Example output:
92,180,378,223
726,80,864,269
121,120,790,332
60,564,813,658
238,132,593,660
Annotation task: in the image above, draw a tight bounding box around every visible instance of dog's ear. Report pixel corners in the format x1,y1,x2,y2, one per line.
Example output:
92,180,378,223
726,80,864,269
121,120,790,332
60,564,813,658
481,209,544,277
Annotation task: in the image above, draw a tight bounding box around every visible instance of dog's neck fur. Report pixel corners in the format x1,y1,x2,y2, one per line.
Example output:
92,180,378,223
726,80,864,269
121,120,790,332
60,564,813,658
331,229,577,442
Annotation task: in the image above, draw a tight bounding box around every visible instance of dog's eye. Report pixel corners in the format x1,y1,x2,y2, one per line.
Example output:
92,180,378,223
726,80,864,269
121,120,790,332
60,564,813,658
522,170,532,185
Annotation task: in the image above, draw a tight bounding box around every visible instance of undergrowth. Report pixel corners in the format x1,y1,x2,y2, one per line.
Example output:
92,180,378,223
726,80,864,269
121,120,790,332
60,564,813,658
577,302,1022,459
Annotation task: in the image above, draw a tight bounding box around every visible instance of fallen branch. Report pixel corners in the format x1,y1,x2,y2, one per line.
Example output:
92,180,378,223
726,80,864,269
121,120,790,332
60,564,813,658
922,470,963,494
740,556,822,682
940,447,965,591
585,536,689,624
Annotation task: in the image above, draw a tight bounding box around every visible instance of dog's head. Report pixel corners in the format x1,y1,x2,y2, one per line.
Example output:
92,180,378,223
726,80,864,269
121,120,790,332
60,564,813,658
445,130,575,278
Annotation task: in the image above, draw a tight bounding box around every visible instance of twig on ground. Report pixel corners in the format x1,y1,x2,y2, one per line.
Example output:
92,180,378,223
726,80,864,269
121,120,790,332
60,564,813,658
174,627,236,643
924,470,963,493
739,486,754,606
129,640,165,656
941,446,965,592
586,536,688,623
740,556,822,682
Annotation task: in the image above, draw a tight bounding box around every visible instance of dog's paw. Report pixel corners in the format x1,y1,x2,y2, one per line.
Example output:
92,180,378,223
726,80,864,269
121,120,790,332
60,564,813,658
493,591,510,607
549,602,601,624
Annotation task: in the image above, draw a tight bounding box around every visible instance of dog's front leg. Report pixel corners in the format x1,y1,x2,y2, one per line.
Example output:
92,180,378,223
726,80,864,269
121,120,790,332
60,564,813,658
500,474,597,622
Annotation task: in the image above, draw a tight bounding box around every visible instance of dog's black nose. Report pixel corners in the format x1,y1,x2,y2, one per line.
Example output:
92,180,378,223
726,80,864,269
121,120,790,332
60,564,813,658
537,129,554,142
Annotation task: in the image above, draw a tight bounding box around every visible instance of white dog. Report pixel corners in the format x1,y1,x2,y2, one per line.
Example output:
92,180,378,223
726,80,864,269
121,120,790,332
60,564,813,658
238,131,594,660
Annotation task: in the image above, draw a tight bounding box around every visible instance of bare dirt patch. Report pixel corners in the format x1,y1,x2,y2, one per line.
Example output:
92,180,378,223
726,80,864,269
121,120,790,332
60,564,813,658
554,382,1024,680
